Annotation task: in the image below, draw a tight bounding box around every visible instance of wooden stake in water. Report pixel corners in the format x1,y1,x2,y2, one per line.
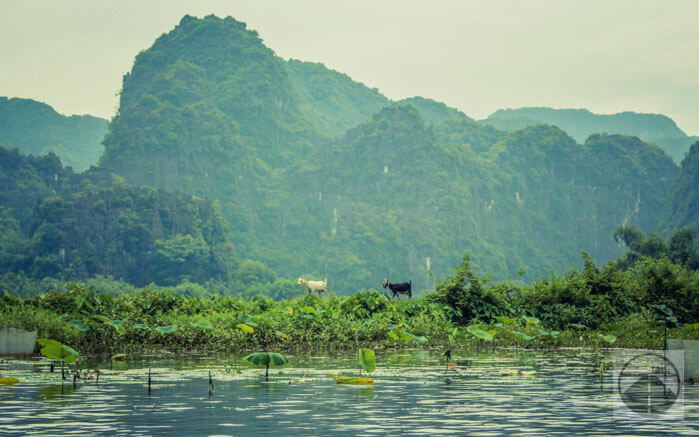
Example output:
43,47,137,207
209,371,214,396
147,366,152,394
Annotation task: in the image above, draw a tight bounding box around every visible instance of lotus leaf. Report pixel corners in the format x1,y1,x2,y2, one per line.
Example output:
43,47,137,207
358,348,375,374
193,321,214,330
510,330,535,342
155,325,178,334
334,376,374,385
466,325,494,342
523,316,541,325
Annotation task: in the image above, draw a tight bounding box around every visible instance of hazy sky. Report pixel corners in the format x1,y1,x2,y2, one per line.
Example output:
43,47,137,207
1,0,698,135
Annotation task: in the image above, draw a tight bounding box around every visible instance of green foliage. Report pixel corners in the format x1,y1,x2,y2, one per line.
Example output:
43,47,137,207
37,338,80,363
428,254,507,324
358,348,376,374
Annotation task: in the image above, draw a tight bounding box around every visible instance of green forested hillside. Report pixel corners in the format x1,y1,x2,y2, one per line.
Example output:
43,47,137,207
298,107,678,291
0,146,233,286
667,141,699,230
95,15,684,293
483,107,695,164
396,96,472,125
285,59,389,137
0,97,108,171
2,14,693,298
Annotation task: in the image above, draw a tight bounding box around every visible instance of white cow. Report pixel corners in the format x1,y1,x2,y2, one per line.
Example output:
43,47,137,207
297,277,327,297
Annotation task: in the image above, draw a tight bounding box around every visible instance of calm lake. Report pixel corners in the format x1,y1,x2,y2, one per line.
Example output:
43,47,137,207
1,348,697,436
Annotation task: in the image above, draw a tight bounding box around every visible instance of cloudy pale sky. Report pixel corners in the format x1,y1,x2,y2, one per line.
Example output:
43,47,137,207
1,0,698,134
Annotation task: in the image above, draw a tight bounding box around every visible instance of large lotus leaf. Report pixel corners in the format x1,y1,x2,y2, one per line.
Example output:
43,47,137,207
600,334,617,344
243,352,289,367
510,330,535,342
133,323,150,330
466,326,494,342
523,316,541,325
538,329,560,338
569,323,587,330
39,342,64,361
37,339,62,349
62,345,80,363
155,325,178,334
412,335,428,343
38,339,79,362
94,315,112,323
358,348,375,374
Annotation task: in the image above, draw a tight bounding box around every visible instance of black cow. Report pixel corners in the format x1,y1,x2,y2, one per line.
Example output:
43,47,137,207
383,279,412,299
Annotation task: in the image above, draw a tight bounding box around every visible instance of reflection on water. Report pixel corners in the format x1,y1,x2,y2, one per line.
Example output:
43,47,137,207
1,348,698,436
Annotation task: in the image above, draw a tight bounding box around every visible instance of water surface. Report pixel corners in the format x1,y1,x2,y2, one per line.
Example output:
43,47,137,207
1,348,697,436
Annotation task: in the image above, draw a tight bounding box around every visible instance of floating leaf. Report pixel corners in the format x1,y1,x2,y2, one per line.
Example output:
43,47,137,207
358,348,375,374
569,323,587,330
133,323,150,330
466,325,494,342
0,377,19,386
193,321,214,330
334,376,374,385
236,323,254,334
155,325,178,334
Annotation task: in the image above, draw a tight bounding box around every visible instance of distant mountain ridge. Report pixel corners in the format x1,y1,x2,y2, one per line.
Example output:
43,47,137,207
0,97,108,171
0,14,695,294
483,107,696,164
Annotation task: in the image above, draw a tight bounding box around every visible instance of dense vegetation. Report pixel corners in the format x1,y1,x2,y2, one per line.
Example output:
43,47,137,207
1,15,693,296
2,228,697,353
0,97,108,171
667,141,699,230
483,107,697,164
285,59,389,138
